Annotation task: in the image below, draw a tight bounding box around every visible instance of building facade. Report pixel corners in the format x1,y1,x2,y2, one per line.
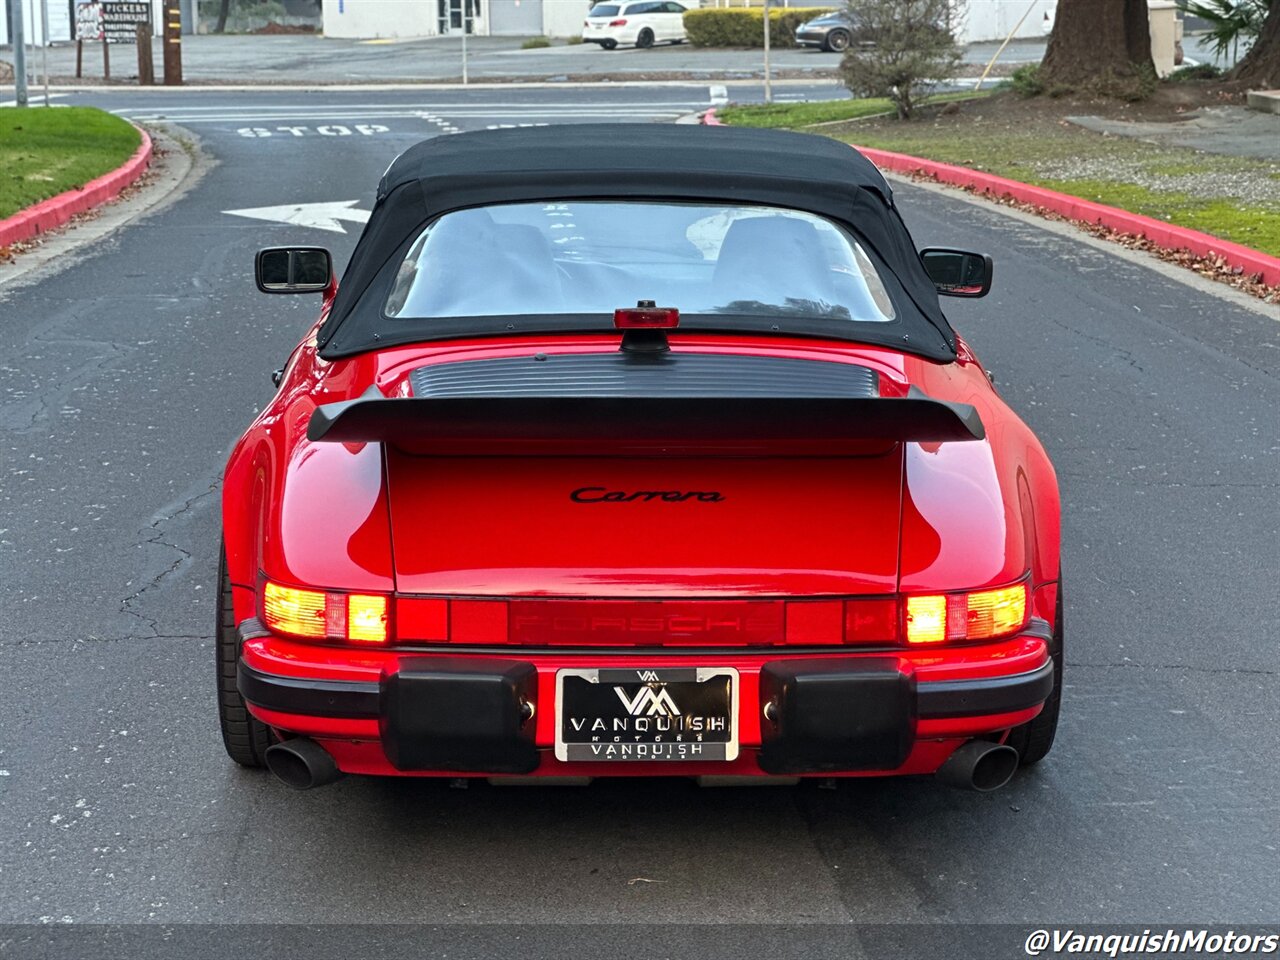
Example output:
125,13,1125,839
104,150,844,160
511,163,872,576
321,0,602,40
318,0,1059,42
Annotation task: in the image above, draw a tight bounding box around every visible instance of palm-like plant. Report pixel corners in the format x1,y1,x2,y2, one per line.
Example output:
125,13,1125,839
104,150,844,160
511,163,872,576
1176,0,1271,63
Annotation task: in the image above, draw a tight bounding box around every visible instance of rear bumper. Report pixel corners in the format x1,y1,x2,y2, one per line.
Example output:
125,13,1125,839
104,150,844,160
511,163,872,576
238,620,1054,778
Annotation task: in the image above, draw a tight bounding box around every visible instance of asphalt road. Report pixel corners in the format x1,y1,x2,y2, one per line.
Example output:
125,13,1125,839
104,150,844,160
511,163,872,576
0,87,1277,955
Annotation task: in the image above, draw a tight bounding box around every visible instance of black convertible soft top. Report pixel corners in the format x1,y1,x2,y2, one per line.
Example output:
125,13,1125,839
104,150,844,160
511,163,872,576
318,124,957,361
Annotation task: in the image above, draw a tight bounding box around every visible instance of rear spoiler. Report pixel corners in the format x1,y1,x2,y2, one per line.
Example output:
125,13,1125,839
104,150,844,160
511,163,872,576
307,386,985,449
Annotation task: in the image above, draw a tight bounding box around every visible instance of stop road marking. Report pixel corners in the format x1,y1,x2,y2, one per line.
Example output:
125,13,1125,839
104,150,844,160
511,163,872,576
237,124,391,138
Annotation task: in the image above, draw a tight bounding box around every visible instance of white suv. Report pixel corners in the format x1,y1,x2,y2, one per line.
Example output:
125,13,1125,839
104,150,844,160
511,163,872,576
582,1,688,50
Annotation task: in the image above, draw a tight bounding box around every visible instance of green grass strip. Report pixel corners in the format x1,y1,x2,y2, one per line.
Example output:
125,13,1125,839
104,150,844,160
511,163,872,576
0,107,142,221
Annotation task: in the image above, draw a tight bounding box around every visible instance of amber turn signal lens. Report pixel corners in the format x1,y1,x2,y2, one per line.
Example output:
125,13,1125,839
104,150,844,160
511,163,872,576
262,582,327,639
905,595,948,644
347,594,389,644
964,584,1027,640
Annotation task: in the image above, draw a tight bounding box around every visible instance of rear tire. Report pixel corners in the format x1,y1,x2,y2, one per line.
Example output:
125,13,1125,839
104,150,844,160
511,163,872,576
1006,582,1063,766
824,28,851,52
636,28,654,49
601,38,617,50
216,545,271,768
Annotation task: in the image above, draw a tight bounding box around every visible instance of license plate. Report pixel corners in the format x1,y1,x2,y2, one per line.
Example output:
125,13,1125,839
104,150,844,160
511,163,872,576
555,667,739,762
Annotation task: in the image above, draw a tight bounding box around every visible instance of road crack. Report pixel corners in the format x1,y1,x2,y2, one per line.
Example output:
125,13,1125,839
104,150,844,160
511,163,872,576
119,483,219,639
1,331,132,434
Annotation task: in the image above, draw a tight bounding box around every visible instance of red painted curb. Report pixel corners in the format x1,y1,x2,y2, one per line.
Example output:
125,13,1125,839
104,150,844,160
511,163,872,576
0,125,153,250
700,108,1280,286
855,146,1280,286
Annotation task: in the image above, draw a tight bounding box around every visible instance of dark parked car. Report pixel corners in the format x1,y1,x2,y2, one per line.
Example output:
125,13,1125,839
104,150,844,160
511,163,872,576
795,9,950,53
794,10,864,52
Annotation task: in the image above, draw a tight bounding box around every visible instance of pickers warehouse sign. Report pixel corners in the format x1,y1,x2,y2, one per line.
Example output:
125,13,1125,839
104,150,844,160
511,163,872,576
75,1,152,43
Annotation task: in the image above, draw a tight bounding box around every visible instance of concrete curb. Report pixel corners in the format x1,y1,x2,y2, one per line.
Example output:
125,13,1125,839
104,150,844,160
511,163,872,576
0,126,154,250
701,109,1280,286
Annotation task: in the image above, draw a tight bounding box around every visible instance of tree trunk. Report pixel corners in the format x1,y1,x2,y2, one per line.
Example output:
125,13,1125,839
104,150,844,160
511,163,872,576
1040,0,1155,86
1231,1,1280,88
214,0,231,33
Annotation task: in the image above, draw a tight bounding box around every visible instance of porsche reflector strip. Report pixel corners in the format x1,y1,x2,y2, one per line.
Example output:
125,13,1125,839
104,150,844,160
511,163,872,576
394,597,904,646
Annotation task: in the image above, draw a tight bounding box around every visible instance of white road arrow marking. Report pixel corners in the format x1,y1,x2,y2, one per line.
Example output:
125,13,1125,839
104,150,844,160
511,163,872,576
223,201,372,234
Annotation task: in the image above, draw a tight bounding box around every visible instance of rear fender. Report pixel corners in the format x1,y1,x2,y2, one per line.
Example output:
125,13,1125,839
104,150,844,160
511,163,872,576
222,345,395,625
900,358,1060,623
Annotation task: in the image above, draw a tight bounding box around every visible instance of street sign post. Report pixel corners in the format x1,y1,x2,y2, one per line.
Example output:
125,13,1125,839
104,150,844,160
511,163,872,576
40,0,51,105
137,23,154,84
762,0,772,105
461,5,469,85
11,0,29,106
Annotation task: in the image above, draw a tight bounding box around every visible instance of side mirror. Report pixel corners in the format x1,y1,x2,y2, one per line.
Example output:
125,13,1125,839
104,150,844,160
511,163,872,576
920,248,993,298
255,247,334,295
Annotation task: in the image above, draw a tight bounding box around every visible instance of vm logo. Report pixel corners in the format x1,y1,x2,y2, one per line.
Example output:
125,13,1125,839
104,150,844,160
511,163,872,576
615,686,681,717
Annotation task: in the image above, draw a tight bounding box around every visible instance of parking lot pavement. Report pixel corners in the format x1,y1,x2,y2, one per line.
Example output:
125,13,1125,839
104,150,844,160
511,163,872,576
1,29,1245,87
3,32,1052,85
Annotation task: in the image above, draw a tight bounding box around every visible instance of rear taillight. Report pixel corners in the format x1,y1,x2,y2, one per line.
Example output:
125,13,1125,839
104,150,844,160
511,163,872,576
347,594,391,643
610,18,627,25
261,579,390,644
905,583,1027,645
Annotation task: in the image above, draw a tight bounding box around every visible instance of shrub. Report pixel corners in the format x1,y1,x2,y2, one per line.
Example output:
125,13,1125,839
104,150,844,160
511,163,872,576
521,36,551,49
1166,62,1224,82
1007,63,1045,97
566,34,584,45
1175,0,1270,62
838,0,963,119
683,7,835,48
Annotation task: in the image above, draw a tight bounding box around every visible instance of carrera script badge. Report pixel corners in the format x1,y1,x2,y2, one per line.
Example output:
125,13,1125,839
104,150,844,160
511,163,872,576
570,487,724,503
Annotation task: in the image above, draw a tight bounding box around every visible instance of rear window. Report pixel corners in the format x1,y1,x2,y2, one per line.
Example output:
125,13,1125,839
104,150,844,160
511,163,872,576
383,201,897,324
587,4,621,15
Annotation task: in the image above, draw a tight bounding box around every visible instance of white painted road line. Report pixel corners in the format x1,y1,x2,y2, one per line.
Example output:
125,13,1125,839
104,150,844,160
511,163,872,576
0,93,68,108
113,100,709,114
125,110,690,124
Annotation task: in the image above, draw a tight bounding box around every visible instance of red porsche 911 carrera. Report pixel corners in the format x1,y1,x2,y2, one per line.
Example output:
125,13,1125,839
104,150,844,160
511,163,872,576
218,124,1062,791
